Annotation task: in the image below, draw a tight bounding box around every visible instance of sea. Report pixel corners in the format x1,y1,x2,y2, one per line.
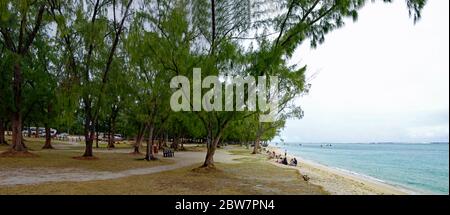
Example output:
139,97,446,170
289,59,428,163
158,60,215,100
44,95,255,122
271,142,449,194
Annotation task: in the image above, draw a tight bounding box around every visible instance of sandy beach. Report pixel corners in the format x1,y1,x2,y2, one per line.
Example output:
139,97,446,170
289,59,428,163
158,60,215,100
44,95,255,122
0,139,425,195
267,146,419,195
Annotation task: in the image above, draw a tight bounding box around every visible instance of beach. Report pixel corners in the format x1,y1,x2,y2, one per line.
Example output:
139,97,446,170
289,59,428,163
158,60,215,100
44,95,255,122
0,138,428,195
267,146,418,195
0,141,328,194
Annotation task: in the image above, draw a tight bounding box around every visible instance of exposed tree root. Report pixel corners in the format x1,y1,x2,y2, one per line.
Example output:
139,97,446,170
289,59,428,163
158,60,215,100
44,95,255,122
129,151,142,155
42,145,54,149
0,149,38,158
192,165,221,173
72,156,99,160
144,156,158,161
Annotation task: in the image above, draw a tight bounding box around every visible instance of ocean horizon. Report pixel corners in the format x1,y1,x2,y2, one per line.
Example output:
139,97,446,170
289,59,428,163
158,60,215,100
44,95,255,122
271,142,449,194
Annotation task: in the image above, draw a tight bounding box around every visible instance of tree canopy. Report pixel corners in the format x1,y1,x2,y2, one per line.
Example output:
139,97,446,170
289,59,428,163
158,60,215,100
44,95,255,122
0,0,426,166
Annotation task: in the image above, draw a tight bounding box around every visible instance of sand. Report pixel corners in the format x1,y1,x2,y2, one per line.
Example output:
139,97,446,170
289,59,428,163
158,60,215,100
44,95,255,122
267,146,418,195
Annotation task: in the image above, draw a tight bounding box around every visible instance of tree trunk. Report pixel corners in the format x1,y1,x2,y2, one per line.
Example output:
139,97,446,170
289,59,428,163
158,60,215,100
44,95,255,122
42,123,53,149
163,131,168,147
158,135,163,149
171,135,180,150
202,136,220,168
252,124,264,154
180,136,185,150
11,114,26,151
42,104,53,149
0,118,7,145
133,144,140,154
145,124,155,161
95,119,99,148
81,91,96,157
133,124,146,154
252,136,261,154
201,122,223,168
10,63,26,152
83,131,95,157
35,125,39,138
27,123,31,137
95,130,99,148
82,113,95,157
107,115,116,149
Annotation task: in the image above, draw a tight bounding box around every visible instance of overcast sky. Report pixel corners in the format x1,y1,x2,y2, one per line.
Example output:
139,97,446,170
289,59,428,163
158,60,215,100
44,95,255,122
275,0,449,143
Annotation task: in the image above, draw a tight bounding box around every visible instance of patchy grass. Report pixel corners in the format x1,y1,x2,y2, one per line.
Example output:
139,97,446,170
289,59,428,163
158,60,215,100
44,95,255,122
0,142,327,195
0,161,327,195
0,136,134,151
0,145,327,195
179,144,207,152
0,147,174,172
90,140,136,149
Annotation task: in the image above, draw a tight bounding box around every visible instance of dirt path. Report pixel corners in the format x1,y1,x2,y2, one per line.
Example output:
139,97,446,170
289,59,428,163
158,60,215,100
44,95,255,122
0,150,243,187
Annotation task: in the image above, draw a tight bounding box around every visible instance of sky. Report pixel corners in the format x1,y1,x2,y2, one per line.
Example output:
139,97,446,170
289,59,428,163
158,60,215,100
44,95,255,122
275,0,449,143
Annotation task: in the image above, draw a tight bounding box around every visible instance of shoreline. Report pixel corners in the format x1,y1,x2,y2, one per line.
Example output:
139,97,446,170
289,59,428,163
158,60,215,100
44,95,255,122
266,145,422,195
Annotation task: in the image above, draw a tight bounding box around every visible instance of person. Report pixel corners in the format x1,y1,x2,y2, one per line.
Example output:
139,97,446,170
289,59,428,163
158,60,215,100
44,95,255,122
282,157,288,165
268,151,274,159
288,158,297,166
292,158,298,166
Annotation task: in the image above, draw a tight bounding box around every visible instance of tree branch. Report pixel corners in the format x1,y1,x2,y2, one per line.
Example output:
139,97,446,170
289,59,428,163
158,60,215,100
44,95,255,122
22,4,46,54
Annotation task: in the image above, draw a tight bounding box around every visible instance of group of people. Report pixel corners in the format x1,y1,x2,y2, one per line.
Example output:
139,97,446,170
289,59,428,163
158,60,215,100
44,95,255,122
266,150,298,166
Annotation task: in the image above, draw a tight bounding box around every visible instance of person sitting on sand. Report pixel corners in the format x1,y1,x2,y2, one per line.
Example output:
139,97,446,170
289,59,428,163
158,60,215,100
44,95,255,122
277,157,283,163
289,158,298,166
282,157,288,165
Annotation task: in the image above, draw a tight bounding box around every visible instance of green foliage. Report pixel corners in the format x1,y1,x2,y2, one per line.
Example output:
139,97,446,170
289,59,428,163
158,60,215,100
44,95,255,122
0,0,426,154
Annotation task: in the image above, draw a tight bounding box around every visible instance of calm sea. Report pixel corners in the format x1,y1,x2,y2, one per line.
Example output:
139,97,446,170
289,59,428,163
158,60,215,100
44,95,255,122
272,142,449,194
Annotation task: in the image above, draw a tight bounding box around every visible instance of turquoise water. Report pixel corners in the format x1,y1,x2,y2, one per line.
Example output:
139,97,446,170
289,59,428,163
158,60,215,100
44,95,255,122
273,142,449,194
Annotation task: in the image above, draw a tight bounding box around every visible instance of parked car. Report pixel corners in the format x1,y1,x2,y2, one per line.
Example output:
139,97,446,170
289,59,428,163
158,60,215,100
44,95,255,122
56,133,69,139
98,133,124,141
22,127,57,137
114,134,124,141
22,127,38,135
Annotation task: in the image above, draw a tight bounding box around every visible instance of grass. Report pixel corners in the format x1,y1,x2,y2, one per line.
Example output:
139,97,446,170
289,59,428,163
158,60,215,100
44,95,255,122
177,144,207,152
0,138,174,172
0,136,136,151
0,138,327,195
0,150,173,172
0,161,327,195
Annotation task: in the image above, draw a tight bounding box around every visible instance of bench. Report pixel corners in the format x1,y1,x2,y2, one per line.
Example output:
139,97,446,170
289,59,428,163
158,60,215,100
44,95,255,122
163,149,175,157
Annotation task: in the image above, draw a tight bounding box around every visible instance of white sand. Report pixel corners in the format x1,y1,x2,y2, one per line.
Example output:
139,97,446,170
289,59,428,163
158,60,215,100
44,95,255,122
267,146,419,195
